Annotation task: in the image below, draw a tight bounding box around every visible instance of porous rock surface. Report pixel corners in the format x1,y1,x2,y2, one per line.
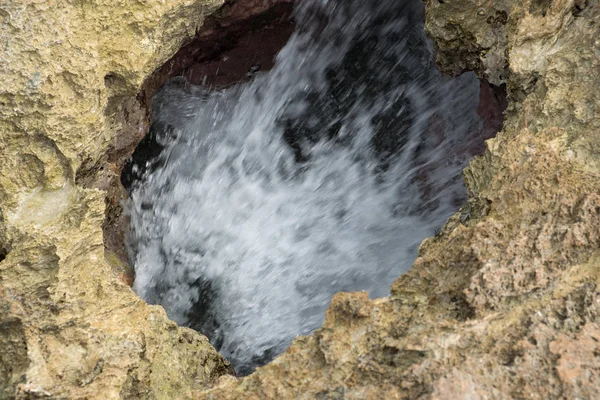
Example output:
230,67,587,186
198,0,600,398
0,1,234,398
1,0,599,399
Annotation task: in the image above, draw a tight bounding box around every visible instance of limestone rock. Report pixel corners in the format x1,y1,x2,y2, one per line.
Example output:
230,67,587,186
1,0,599,398
197,0,600,398
0,1,233,398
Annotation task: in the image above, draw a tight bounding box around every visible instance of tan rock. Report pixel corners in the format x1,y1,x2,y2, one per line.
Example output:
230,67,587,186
0,1,234,398
197,0,600,398
1,0,599,398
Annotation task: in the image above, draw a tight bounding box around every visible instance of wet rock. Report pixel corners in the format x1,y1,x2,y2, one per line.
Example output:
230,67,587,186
141,0,295,98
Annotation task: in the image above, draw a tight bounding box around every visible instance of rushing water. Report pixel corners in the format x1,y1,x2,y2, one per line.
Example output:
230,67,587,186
125,0,482,375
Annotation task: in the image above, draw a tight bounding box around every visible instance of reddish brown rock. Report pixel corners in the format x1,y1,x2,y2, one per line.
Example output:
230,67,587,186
141,0,295,100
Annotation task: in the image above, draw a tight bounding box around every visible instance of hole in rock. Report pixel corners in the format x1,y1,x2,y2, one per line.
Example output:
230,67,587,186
122,0,505,375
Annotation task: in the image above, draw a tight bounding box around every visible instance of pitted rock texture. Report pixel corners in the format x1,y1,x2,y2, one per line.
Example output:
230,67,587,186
1,0,599,399
196,0,600,398
0,1,234,398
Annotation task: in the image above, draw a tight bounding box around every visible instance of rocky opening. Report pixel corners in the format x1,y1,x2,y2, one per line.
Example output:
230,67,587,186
119,0,506,376
100,0,297,279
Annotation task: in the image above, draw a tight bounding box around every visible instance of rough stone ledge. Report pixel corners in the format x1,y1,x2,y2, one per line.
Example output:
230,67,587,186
0,1,236,398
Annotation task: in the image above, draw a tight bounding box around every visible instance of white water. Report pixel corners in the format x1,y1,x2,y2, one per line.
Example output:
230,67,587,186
126,0,482,374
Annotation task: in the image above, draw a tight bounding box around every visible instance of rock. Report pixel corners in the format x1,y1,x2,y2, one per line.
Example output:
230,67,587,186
1,0,599,398
0,1,234,398
140,0,295,95
195,0,600,398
